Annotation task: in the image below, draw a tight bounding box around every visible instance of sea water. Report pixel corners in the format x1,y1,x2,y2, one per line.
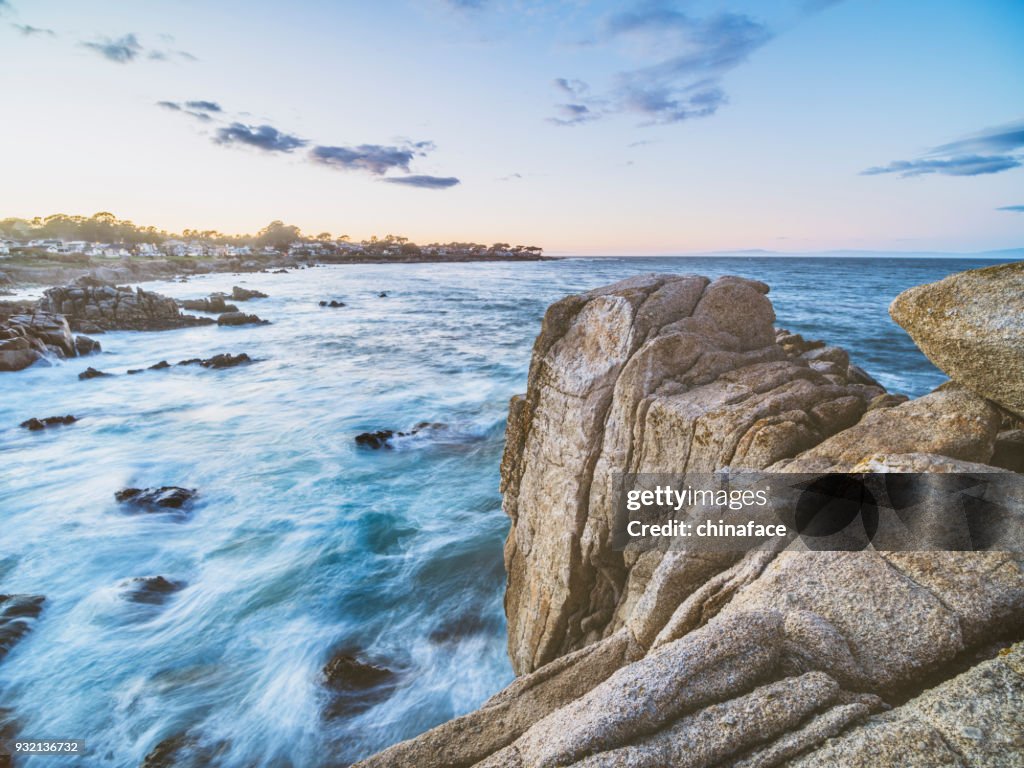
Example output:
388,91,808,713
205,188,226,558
0,256,1001,766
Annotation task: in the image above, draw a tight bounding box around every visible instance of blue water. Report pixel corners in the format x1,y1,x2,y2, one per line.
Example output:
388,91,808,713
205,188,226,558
0,256,1005,766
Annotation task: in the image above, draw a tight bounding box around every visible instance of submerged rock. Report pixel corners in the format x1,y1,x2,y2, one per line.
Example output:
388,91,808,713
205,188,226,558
890,260,1024,417
141,731,230,768
120,576,186,605
79,366,112,380
355,422,446,449
217,311,269,326
115,487,197,512
177,353,252,369
322,651,397,719
20,415,78,431
0,594,45,662
231,286,268,301
319,300,346,308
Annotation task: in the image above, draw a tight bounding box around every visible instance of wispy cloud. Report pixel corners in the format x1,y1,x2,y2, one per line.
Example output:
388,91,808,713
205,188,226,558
82,33,142,63
0,0,12,14
309,144,423,175
157,100,223,122
550,3,772,125
383,175,461,189
82,33,196,63
863,120,1024,177
185,100,222,113
12,23,55,36
998,205,1024,213
215,123,308,153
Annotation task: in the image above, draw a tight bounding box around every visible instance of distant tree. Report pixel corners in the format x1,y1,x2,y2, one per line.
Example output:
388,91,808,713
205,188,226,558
256,220,302,252
316,232,333,242
399,242,421,256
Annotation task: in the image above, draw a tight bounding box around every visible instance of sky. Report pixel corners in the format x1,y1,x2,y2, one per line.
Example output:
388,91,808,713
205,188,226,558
1,0,1022,255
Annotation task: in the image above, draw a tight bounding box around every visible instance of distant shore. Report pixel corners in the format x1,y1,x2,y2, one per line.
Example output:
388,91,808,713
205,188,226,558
0,251,559,291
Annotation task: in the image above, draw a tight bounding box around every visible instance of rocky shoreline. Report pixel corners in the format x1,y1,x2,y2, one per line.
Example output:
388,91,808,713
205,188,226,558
355,263,1023,768
0,251,557,293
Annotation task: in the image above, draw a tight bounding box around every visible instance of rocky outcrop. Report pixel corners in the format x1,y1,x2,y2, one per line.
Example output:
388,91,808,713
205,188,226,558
355,271,1024,768
0,311,100,371
179,295,239,313
890,260,1024,417
37,282,214,333
322,651,398,719
217,311,269,326
177,353,252,369
231,286,268,301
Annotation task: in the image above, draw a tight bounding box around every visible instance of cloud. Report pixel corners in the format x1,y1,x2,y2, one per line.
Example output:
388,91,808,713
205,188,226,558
157,100,222,122
185,100,222,113
549,102,600,126
309,143,426,175
82,33,195,63
444,0,485,9
0,0,11,14
863,119,1024,178
997,205,1024,213
82,33,142,63
862,156,1022,178
551,3,772,125
382,175,461,189
215,123,308,153
12,23,55,36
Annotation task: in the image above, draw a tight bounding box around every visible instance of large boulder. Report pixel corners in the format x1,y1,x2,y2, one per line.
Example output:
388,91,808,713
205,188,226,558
501,274,880,675
890,260,1024,417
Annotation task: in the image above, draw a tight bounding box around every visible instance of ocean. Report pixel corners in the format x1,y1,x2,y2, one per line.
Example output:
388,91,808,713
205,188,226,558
0,256,1003,766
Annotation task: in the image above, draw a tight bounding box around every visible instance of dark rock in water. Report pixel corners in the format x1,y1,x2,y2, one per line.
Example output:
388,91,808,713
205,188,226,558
37,284,214,332
319,300,346,308
273,269,289,274
217,312,269,326
231,286,268,301
142,731,230,768
324,653,394,690
75,335,101,356
127,368,143,375
150,360,171,370
20,415,77,431
79,366,112,380
178,353,252,369
0,594,45,661
355,430,397,449
322,651,398,719
378,291,388,298
115,486,197,511
355,422,447,449
121,576,186,605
